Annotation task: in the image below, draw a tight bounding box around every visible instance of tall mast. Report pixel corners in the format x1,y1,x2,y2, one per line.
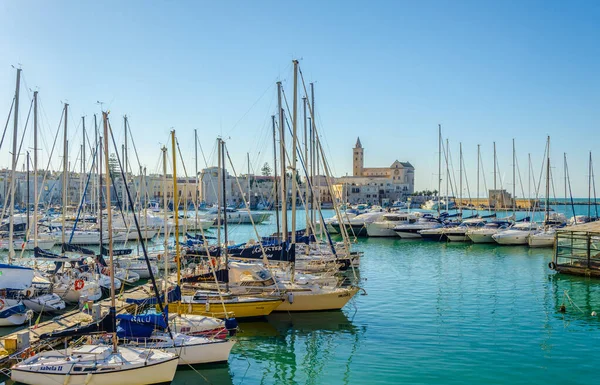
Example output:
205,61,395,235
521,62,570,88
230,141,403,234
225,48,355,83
221,139,229,292
528,153,531,210
82,116,86,211
194,129,199,233
309,115,315,226
216,139,222,252
493,141,497,193
589,151,592,219
161,146,168,294
437,124,442,215
247,153,251,208
98,133,103,247
171,131,181,288
123,116,128,211
271,115,280,234
459,142,463,216
512,139,516,212
310,82,318,237
303,96,309,235
476,144,480,215
546,137,551,223
277,81,287,241
62,103,69,247
26,152,30,235
8,68,21,261
101,111,117,352
445,138,449,211
33,91,39,248
291,60,299,244
94,114,99,215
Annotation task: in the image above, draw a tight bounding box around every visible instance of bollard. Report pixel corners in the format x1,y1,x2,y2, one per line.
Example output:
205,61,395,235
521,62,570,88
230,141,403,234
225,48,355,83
92,303,101,321
16,331,30,350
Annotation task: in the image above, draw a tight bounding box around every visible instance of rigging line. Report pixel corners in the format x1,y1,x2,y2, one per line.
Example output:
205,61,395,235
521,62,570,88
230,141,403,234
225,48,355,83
592,154,598,218
564,155,576,218
107,114,174,340
0,97,15,152
0,97,34,220
479,149,489,201
461,151,473,208
225,80,278,138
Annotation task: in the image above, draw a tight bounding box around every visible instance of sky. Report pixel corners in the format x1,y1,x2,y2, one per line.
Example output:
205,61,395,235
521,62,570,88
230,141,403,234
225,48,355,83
0,0,599,198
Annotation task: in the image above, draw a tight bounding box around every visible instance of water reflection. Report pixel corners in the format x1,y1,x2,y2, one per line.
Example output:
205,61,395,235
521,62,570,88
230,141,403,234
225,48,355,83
548,273,600,325
230,311,365,385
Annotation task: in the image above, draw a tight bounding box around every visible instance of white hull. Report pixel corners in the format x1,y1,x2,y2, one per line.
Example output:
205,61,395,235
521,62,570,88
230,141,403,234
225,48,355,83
467,232,496,243
23,294,66,313
528,233,555,247
394,230,423,239
11,345,178,385
445,233,470,242
493,230,536,245
275,287,359,312
366,222,398,237
0,313,31,326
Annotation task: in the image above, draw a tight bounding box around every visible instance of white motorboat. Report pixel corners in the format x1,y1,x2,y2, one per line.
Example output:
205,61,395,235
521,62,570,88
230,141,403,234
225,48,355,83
366,212,416,237
330,210,386,237
22,292,66,314
444,219,487,242
528,228,557,247
394,217,442,239
0,238,56,251
466,221,512,243
492,222,540,245
11,344,178,385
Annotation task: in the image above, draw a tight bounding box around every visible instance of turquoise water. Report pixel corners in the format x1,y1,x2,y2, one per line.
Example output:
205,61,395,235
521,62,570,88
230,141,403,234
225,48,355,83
171,208,600,385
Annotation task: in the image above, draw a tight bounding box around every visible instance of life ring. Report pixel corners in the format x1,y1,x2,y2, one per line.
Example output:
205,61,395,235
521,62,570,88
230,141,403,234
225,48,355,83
548,261,557,270
211,258,217,267
25,289,33,298
74,279,85,291
0,299,5,310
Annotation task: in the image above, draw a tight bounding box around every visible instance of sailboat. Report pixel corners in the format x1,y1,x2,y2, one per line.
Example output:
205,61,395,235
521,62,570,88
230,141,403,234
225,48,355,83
12,111,179,385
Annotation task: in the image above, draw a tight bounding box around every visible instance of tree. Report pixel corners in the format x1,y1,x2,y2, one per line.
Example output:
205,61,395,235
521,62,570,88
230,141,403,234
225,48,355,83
261,162,272,176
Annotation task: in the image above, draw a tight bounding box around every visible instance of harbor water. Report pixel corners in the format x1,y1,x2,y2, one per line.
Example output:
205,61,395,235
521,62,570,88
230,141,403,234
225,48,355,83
3,207,600,384
173,207,600,385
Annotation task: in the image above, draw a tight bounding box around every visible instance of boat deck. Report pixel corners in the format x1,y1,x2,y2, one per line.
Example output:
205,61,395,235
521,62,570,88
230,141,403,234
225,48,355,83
0,285,153,368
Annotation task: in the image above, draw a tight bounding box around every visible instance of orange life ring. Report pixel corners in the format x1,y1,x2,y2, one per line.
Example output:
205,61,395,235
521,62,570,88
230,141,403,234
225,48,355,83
0,299,5,310
74,279,85,291
211,258,217,267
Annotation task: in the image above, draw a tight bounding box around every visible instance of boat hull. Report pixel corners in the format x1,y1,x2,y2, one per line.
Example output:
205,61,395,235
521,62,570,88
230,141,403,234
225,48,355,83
11,355,178,385
467,232,496,243
179,299,283,318
274,287,359,312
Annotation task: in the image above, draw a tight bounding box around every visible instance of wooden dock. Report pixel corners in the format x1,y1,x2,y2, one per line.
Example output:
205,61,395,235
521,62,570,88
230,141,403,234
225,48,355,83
0,285,155,367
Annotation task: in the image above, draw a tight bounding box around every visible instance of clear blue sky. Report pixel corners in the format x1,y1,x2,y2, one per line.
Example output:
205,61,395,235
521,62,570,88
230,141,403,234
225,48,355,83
1,0,599,197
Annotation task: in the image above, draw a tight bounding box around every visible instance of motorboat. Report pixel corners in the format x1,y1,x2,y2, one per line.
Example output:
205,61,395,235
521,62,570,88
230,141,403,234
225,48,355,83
492,222,540,245
394,216,442,239
466,221,512,243
443,219,487,242
366,212,416,237
330,210,386,237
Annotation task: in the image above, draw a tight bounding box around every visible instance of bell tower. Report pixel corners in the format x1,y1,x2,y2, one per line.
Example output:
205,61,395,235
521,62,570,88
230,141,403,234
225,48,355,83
353,137,363,176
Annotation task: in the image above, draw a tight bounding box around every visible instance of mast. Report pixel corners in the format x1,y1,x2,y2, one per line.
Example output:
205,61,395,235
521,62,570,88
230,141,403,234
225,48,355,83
171,131,181,289
102,111,117,352
82,116,86,212
310,82,319,237
545,137,551,224
94,114,99,215
220,139,229,292
26,152,30,235
194,129,199,233
123,115,126,208
589,151,592,219
216,138,222,255
459,142,463,216
277,81,287,241
512,139,516,213
309,115,315,226
493,141,497,195
98,134,103,247
303,96,309,235
438,124,442,215
162,146,168,294
476,144,480,215
272,115,280,234
33,91,39,248
247,152,251,208
8,68,21,261
528,153,531,210
62,103,69,247
291,60,299,244
445,138,449,211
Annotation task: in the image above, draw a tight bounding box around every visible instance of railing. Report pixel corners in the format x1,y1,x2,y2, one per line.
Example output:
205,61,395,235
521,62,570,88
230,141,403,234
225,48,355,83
555,230,600,271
